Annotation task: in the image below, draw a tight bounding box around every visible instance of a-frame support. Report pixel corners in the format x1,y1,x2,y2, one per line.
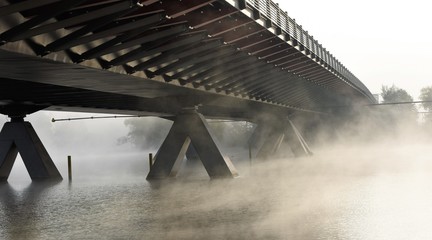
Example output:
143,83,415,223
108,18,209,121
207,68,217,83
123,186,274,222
0,117,62,181
147,110,238,179
249,116,312,160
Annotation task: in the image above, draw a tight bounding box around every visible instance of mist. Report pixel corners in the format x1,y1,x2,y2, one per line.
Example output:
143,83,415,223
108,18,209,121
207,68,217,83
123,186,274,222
5,104,429,183
135,106,432,239
2,107,432,239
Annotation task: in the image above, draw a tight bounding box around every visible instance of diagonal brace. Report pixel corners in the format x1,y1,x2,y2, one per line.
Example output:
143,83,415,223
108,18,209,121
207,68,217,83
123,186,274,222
147,110,238,179
0,120,62,181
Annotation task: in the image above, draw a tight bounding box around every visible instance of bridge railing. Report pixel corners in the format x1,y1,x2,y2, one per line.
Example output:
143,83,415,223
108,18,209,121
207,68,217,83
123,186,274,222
245,0,373,101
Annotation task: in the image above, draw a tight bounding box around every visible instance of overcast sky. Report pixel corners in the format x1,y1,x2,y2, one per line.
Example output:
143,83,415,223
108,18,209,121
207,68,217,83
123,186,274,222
274,0,432,99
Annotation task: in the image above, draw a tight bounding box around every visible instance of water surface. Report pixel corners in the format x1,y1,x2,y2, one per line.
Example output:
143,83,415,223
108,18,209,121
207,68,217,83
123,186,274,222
1,143,432,239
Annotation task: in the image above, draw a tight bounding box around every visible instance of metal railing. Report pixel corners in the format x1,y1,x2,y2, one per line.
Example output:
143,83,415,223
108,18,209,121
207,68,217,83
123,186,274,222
245,0,373,100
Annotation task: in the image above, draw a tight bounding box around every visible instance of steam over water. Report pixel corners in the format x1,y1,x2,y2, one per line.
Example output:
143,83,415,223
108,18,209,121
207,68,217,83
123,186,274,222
2,141,432,240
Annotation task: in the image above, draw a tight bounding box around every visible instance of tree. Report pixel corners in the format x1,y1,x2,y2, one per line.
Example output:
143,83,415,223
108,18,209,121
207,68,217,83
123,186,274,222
207,121,254,148
419,86,432,111
377,85,417,133
381,85,416,112
381,85,413,103
118,117,172,150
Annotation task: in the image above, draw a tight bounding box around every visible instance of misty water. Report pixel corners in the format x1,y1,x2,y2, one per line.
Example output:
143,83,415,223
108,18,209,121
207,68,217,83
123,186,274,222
2,142,432,240
2,112,432,239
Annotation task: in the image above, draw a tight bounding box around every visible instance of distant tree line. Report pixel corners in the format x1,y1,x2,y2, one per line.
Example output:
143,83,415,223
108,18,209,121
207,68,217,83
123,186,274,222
380,84,432,116
342,84,432,141
295,84,432,145
419,86,432,112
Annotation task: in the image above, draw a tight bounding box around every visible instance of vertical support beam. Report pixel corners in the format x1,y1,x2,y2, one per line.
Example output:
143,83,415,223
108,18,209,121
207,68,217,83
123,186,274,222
147,110,238,179
0,119,62,181
249,115,312,160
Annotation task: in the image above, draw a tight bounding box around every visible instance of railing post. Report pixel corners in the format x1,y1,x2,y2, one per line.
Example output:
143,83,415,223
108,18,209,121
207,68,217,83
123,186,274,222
324,49,328,64
330,54,334,69
299,25,303,45
276,3,280,26
266,0,270,17
319,44,324,60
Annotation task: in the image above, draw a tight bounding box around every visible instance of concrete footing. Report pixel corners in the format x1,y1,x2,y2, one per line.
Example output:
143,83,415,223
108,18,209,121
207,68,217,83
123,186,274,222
0,118,62,181
147,110,238,179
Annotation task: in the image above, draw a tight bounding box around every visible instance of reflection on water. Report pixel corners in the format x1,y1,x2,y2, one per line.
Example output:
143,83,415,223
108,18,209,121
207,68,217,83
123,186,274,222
1,143,432,240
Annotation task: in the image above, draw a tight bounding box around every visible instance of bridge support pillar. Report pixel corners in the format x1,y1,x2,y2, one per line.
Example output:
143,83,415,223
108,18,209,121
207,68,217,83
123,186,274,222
147,109,238,179
249,116,312,160
0,117,62,181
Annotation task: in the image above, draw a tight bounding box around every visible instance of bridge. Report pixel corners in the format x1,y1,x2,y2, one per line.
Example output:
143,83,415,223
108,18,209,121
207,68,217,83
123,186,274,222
0,0,375,181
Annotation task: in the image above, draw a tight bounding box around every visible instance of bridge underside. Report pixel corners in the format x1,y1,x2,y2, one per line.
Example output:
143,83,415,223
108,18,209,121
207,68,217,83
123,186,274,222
0,0,375,180
0,0,374,115
0,49,305,120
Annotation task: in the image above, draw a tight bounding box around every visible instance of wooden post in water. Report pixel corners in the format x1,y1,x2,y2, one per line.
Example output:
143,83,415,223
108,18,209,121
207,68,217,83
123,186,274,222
248,143,252,167
149,153,153,171
67,155,72,181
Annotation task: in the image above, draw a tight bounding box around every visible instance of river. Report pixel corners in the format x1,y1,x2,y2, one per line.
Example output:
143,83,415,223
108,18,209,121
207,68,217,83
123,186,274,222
1,142,432,240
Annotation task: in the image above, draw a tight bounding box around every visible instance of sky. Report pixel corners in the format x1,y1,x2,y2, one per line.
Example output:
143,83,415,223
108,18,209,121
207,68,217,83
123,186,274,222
274,0,432,99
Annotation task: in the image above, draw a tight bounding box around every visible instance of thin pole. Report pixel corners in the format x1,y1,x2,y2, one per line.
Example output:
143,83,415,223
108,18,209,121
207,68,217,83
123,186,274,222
248,143,252,167
367,100,432,106
68,155,72,181
318,100,432,110
52,115,147,122
149,153,153,171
